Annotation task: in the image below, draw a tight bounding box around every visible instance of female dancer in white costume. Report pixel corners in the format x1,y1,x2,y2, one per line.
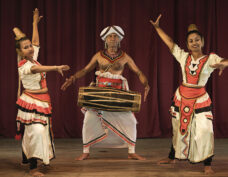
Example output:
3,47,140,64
14,9,69,177
150,14,228,174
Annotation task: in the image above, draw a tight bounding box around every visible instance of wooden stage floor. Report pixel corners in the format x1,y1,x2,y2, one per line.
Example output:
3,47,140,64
0,138,228,177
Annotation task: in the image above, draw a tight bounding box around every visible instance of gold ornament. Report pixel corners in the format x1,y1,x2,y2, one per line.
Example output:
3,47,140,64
13,27,26,40
188,24,198,32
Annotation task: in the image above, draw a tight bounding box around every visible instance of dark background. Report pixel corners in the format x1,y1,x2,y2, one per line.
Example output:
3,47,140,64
1,0,228,138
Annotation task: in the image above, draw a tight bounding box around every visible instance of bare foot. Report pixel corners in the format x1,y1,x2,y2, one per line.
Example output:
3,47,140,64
157,158,176,164
20,162,29,166
29,168,44,177
40,164,54,170
75,153,90,160
128,153,146,160
204,166,215,175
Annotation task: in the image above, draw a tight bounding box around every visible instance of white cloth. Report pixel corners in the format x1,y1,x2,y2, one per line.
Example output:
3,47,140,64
100,26,124,41
172,44,223,87
82,72,137,153
170,44,223,162
18,45,45,90
170,89,213,162
16,93,51,125
22,120,55,164
17,46,55,164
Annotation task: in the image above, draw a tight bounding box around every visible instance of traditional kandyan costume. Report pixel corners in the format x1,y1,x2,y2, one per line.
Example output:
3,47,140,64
14,29,55,167
169,43,223,165
82,26,137,154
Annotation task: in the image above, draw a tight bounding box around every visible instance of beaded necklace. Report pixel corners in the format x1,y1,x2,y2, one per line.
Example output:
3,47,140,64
100,50,125,63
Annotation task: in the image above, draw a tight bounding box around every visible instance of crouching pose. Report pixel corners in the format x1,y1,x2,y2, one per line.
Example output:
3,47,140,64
61,25,150,161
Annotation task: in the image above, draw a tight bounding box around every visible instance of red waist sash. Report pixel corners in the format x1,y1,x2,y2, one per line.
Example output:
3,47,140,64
178,84,207,135
97,77,123,90
179,84,206,99
16,91,52,116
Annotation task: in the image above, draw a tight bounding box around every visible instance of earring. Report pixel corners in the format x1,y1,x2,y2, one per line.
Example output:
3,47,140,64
105,42,108,49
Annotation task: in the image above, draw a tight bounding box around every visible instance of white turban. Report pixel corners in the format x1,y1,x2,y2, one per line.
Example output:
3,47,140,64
100,25,124,41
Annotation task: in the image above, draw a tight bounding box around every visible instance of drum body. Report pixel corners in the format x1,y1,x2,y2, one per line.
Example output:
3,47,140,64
78,86,141,112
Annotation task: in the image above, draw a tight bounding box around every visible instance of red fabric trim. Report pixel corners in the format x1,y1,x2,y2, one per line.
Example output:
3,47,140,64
24,92,51,103
174,95,211,109
179,84,206,99
16,116,47,124
179,98,196,135
176,85,209,135
14,134,22,141
173,95,181,107
182,132,189,157
33,61,47,89
103,121,135,146
206,115,213,120
185,55,209,84
83,134,108,148
40,73,47,88
194,98,212,109
97,77,123,89
100,50,125,64
18,59,27,67
16,98,52,115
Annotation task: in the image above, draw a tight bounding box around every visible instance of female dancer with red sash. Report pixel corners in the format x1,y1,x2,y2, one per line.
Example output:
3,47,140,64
14,9,69,177
150,14,228,174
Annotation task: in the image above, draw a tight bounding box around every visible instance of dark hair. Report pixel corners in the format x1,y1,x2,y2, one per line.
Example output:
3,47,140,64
186,30,203,41
15,37,30,49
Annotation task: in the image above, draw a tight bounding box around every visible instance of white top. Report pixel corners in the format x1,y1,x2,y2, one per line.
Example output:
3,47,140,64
172,44,223,87
18,45,46,90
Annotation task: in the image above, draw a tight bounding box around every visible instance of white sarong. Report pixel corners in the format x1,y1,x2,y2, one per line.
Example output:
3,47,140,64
82,72,137,152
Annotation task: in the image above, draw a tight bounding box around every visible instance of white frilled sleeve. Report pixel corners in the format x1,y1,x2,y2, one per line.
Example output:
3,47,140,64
18,61,36,75
207,53,224,73
171,44,189,64
18,45,40,75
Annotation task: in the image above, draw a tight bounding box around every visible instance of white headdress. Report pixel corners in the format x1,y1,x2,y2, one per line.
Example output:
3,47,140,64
100,25,124,41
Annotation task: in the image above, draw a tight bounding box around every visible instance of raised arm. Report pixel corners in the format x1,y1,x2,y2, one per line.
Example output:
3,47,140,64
126,55,150,102
32,8,43,46
150,14,174,51
61,54,98,91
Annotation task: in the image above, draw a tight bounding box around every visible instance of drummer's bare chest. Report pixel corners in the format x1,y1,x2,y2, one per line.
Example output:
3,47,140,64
97,55,127,72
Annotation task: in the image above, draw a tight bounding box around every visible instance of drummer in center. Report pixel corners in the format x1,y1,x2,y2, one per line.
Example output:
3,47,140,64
61,25,150,160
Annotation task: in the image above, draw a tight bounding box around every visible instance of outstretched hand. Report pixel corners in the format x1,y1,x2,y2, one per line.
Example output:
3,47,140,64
210,60,228,76
144,85,150,102
150,14,162,28
61,76,75,91
57,65,70,76
33,8,43,24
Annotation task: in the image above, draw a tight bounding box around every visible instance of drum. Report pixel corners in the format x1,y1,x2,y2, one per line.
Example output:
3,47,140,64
78,86,141,112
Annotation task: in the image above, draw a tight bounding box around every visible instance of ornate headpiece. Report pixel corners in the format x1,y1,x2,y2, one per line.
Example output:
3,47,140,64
13,27,26,40
188,24,198,32
100,25,124,41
